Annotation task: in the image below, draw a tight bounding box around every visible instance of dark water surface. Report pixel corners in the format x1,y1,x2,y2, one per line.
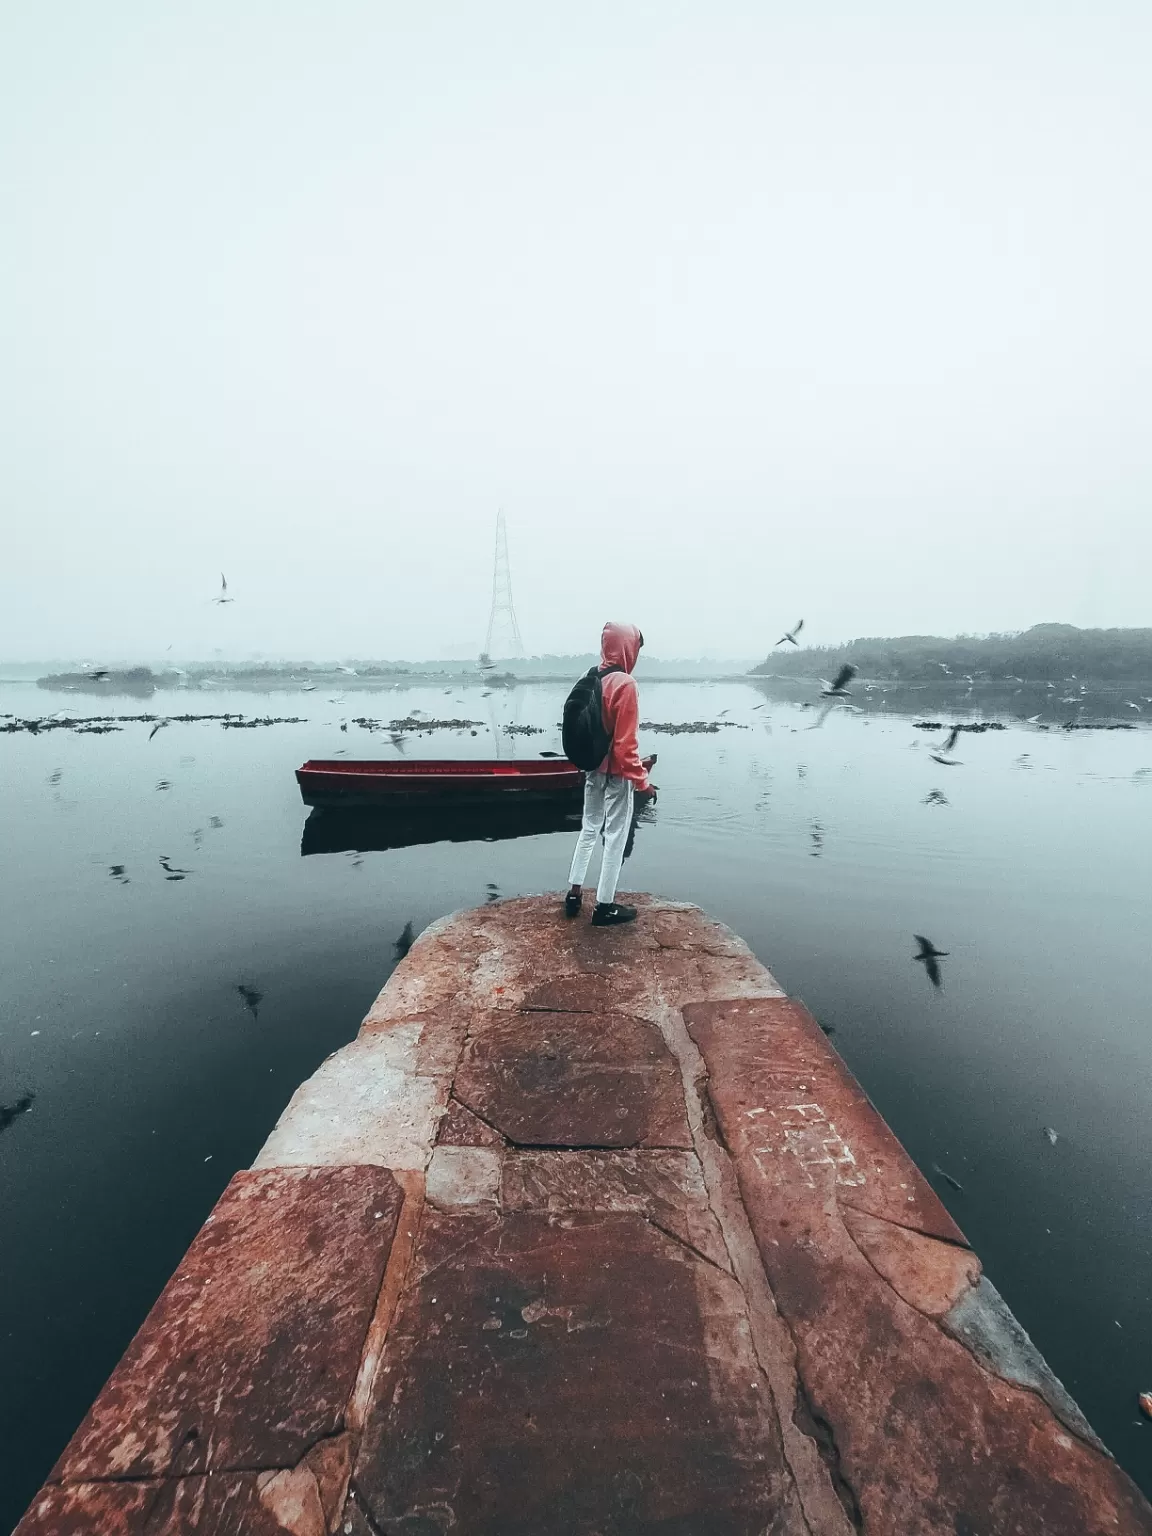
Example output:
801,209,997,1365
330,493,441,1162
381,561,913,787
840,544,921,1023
2,676,1151,1522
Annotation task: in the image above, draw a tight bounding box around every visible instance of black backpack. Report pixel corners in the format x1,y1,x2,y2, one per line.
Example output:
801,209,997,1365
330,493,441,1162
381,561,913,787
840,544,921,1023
562,665,625,770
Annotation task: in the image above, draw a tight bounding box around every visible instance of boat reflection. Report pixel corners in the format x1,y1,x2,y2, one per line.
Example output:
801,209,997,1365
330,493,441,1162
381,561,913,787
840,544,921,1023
302,795,657,859
301,801,583,856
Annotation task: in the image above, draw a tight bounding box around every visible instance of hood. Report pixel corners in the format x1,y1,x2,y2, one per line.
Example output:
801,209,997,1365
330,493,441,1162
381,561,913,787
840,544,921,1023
600,621,643,675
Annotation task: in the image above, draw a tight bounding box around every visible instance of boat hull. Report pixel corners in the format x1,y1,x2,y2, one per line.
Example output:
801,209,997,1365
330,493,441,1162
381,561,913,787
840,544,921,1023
296,758,584,810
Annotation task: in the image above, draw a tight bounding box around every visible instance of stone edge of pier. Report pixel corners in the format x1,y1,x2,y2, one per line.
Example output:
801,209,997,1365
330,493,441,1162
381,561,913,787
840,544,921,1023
14,894,1152,1536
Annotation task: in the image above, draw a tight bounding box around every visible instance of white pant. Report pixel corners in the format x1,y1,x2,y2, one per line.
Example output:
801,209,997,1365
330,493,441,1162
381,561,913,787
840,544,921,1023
568,772,634,905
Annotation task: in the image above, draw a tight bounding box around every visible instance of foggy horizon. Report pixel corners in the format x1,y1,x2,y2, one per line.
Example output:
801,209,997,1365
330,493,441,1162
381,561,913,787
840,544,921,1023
3,5,1149,660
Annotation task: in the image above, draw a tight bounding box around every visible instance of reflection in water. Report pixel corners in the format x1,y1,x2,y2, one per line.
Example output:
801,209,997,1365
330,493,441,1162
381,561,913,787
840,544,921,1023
301,802,582,855
300,789,657,874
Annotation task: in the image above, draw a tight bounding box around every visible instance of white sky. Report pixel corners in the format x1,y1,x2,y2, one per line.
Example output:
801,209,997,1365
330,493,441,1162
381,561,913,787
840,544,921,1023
1,3,1149,661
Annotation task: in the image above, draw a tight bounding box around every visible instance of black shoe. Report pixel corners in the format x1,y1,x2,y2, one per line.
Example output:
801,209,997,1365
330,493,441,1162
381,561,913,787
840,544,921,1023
564,890,583,918
591,902,637,926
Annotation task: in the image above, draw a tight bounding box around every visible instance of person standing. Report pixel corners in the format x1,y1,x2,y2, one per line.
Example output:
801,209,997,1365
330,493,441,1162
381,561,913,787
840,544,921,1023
563,621,654,926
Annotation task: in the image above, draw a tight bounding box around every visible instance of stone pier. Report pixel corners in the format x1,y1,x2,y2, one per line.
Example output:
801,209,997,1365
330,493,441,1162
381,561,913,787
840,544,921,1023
17,896,1152,1534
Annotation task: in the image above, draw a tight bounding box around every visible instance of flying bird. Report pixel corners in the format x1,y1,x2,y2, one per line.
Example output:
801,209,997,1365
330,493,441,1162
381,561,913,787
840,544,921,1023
148,720,168,741
775,619,805,647
212,573,234,605
820,664,857,698
940,725,962,754
394,920,415,958
931,1163,964,1193
913,934,949,988
88,668,110,682
389,730,409,754
236,983,263,1020
0,1094,36,1135
336,664,358,676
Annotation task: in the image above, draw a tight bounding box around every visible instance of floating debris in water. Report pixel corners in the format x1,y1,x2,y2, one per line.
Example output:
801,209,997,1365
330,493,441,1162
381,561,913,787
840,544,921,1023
220,716,307,729
637,720,748,734
1062,722,1136,731
352,715,482,733
913,721,1006,733
2,712,245,734
1043,1126,1058,1145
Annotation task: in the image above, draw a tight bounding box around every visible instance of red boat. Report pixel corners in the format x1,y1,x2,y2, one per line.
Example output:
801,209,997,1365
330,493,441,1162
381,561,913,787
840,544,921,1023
296,757,584,810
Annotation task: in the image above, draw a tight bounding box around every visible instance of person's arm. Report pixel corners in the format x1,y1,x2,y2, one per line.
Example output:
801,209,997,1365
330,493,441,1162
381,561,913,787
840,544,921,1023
610,680,651,791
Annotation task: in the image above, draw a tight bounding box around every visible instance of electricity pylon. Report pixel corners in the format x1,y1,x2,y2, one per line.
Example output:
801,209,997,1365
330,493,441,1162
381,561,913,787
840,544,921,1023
482,510,524,663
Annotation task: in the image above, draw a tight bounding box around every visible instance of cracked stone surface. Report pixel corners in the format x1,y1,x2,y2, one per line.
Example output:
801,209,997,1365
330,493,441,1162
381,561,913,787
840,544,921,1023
454,1007,693,1148
18,895,1152,1535
51,1167,403,1486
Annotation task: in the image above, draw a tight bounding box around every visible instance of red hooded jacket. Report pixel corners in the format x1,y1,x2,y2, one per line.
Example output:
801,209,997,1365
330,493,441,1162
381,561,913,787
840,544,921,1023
598,621,650,791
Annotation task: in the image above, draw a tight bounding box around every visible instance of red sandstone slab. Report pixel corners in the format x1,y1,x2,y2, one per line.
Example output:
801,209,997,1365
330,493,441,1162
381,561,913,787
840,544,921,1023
465,1007,673,1066
684,996,965,1243
353,1210,806,1535
502,1148,730,1270
435,1095,507,1147
686,996,1152,1535
519,972,651,1014
454,1009,691,1148
53,1166,403,1482
15,1474,319,1536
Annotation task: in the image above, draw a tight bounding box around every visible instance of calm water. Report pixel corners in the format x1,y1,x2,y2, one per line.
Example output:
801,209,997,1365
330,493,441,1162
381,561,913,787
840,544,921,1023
2,675,1151,1522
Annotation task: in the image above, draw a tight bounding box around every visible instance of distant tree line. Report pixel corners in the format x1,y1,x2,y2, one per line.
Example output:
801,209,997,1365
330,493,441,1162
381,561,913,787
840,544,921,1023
750,624,1152,682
